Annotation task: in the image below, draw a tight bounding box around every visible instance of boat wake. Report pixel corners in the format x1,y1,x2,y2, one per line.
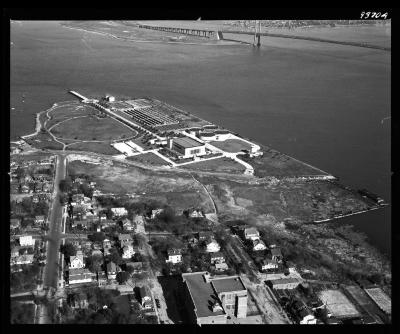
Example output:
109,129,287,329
381,116,391,124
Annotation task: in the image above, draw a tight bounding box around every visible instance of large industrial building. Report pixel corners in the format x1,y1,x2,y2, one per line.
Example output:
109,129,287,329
171,136,206,158
182,272,248,325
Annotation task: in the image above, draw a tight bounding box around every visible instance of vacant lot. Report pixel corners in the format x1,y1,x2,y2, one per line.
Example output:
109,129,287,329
66,142,121,155
24,132,63,150
210,139,252,153
50,115,135,141
127,152,170,166
182,157,245,174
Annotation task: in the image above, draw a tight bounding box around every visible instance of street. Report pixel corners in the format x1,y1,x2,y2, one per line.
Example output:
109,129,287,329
42,154,66,290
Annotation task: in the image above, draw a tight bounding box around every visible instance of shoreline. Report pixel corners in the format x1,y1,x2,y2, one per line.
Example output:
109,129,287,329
312,204,388,224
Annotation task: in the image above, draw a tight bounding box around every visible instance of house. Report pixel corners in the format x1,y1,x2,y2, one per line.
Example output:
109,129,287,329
111,207,128,217
126,262,143,274
215,262,229,272
72,194,85,204
289,299,317,324
189,209,204,218
198,231,213,241
69,251,85,269
99,213,107,221
267,278,301,290
244,227,260,240
122,245,135,259
166,248,182,264
91,249,103,257
151,209,163,219
139,286,152,309
122,218,133,231
10,246,21,258
32,195,39,203
10,218,21,230
19,235,35,247
68,268,95,285
133,215,145,234
261,258,279,271
68,293,89,309
205,238,221,253
21,184,30,193
210,252,225,264
106,261,118,279
118,234,133,248
11,254,34,265
97,271,108,286
252,239,267,251
270,247,283,263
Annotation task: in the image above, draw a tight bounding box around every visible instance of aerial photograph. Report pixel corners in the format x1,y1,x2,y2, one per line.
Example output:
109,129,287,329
9,15,391,325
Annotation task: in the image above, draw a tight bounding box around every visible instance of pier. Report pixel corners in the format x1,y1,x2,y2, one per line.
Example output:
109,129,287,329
69,90,88,101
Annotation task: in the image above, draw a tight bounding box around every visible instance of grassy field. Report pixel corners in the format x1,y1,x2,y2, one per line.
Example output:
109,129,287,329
242,147,329,177
50,115,135,141
45,103,98,129
127,152,170,166
24,132,63,150
66,142,121,155
181,157,245,174
209,139,252,153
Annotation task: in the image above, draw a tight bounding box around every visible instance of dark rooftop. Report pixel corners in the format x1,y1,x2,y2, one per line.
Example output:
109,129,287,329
173,136,204,148
183,272,225,318
211,276,246,293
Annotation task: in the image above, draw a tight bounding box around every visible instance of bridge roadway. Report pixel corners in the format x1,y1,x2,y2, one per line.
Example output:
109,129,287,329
138,24,221,40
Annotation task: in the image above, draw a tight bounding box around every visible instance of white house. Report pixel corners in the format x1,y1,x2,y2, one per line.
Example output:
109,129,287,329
215,262,229,272
252,239,267,251
166,248,182,264
122,218,133,231
69,251,85,269
151,209,164,219
205,238,221,253
261,258,279,271
244,227,260,241
107,261,118,279
111,207,128,217
122,245,135,259
35,215,45,224
19,235,34,247
189,209,204,218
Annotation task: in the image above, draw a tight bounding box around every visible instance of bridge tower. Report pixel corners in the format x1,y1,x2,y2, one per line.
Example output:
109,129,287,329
253,20,261,47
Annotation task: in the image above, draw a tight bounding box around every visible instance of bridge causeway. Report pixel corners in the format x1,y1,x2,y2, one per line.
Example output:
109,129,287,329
138,24,222,40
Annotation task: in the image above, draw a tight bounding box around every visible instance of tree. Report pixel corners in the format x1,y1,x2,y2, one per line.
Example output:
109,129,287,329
109,248,122,265
88,232,106,243
60,243,77,257
116,271,130,284
15,167,26,181
88,254,104,273
59,177,73,193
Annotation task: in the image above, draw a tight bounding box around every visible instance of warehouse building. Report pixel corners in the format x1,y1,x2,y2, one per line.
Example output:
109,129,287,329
182,272,247,325
171,136,206,159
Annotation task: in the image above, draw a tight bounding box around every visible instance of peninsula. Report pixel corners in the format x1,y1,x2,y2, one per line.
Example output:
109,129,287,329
10,92,391,324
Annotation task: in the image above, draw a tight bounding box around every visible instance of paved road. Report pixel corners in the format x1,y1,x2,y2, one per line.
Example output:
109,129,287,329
42,154,66,289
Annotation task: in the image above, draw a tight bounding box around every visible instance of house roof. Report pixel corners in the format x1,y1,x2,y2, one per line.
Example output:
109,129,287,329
167,248,182,256
107,262,117,272
271,248,282,256
69,268,92,277
210,252,224,259
269,278,300,285
183,272,225,318
118,234,132,241
244,227,259,235
173,136,204,148
211,276,246,294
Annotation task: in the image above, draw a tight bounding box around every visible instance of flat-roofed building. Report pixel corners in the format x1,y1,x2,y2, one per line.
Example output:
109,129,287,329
172,136,206,159
182,271,247,325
